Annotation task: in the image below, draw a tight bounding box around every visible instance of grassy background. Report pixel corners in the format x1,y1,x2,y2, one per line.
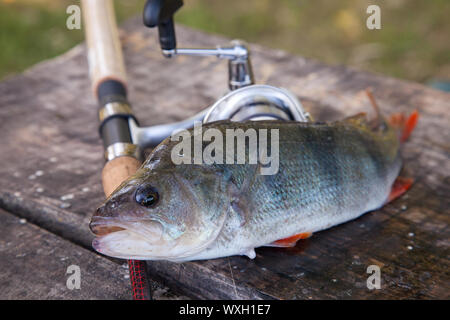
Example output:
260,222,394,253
0,0,449,83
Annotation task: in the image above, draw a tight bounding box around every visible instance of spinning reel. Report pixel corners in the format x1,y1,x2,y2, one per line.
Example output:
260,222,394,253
126,0,310,151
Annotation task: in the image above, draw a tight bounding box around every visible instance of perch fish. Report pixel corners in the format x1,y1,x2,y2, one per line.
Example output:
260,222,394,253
90,105,418,262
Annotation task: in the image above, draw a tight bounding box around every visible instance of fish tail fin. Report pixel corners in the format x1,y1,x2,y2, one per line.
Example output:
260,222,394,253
401,110,419,142
388,110,419,143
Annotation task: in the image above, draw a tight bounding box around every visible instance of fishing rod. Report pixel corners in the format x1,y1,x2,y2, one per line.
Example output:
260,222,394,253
82,0,309,299
81,0,151,300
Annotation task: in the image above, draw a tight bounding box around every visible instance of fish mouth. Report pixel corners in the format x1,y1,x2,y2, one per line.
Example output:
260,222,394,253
89,217,126,236
90,217,188,261
90,216,164,241
89,212,227,262
90,216,169,259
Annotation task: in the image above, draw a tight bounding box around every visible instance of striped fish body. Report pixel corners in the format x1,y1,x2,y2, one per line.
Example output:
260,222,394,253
190,120,401,260
90,114,411,262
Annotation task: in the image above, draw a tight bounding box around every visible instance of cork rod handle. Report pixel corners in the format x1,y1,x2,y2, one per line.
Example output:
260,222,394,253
101,156,142,197
81,0,127,94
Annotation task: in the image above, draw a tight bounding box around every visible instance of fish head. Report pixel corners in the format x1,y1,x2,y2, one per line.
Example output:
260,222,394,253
90,163,229,261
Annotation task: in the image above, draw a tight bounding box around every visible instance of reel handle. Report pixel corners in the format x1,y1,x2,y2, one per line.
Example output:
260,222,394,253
143,0,183,51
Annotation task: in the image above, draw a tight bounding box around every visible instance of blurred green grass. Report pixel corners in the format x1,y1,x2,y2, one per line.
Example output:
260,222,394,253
0,0,449,83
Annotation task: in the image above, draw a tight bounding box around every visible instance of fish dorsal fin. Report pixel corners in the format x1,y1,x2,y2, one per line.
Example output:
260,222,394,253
365,89,383,128
265,232,312,248
343,112,368,125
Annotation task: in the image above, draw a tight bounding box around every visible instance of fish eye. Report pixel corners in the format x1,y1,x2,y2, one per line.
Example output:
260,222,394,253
135,185,159,208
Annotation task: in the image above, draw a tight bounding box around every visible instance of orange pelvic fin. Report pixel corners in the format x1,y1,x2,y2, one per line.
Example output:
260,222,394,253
267,232,312,248
386,176,413,203
389,110,419,143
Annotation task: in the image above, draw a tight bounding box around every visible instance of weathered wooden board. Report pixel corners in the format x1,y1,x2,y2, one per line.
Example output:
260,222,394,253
0,208,131,299
0,207,186,300
0,17,448,299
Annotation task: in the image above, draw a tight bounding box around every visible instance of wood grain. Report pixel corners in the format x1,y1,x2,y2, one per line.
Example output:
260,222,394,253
0,207,188,300
0,208,131,299
0,17,448,299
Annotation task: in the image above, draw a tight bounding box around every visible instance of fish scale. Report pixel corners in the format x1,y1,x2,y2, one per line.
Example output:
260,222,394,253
90,117,406,262
188,120,401,260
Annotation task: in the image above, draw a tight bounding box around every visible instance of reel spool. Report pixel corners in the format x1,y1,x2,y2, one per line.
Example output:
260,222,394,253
204,85,310,123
